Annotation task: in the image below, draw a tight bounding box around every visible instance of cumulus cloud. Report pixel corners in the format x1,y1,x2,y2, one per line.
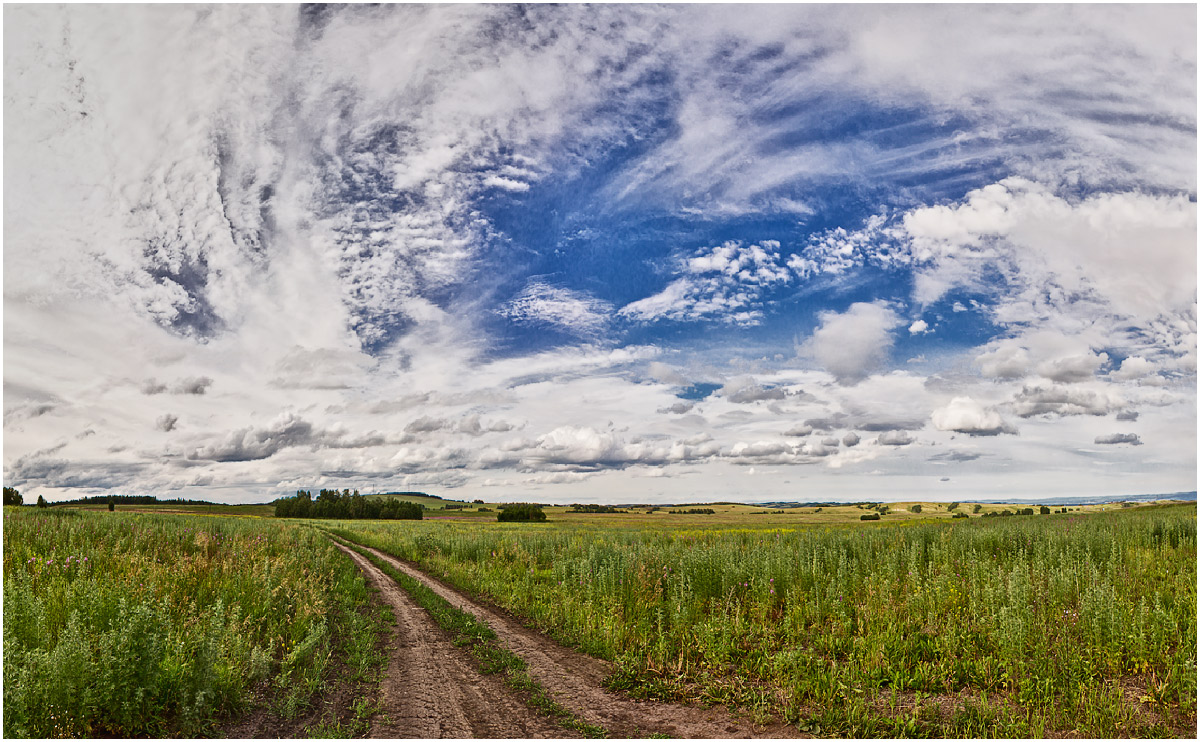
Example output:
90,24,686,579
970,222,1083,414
1094,433,1143,446
876,430,915,446
1037,353,1108,384
1110,356,1156,381
619,241,791,326
908,319,930,335
930,397,1017,436
187,413,316,462
156,413,179,432
842,431,861,447
1011,384,1124,418
800,302,902,384
172,377,213,395
783,424,814,437
1115,410,1139,422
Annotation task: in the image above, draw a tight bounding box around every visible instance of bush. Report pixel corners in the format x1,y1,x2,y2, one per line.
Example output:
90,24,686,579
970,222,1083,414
497,504,546,522
860,513,881,521
973,503,983,514
1040,505,1051,515
952,512,969,519
947,501,959,511
910,504,923,514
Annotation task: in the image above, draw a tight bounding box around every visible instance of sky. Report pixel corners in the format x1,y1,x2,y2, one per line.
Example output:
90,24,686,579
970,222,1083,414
4,4,1197,505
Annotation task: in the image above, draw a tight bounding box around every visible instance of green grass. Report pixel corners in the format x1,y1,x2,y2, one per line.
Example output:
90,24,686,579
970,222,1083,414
2,508,381,738
323,502,1197,737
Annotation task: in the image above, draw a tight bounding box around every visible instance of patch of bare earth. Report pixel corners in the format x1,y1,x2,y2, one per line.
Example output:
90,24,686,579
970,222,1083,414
356,542,804,739
333,541,572,739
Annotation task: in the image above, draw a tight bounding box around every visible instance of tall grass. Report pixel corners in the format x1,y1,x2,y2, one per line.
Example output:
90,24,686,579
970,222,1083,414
332,505,1196,736
3,508,372,738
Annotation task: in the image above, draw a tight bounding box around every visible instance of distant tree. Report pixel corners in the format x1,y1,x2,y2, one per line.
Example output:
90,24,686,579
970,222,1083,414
107,495,115,512
498,504,546,522
952,512,969,519
1039,505,1051,515
947,502,960,511
473,499,485,504
910,504,923,514
36,495,47,509
3,487,22,506
973,503,983,514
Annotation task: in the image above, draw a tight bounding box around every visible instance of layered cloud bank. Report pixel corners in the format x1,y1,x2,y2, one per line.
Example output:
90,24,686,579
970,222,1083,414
5,5,1195,502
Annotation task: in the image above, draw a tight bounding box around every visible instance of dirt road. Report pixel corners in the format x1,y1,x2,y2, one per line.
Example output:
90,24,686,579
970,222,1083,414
332,542,575,738
340,538,803,739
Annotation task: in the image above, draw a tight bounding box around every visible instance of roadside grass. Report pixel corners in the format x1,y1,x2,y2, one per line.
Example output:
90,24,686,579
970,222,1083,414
326,531,607,738
326,503,1196,738
2,508,382,738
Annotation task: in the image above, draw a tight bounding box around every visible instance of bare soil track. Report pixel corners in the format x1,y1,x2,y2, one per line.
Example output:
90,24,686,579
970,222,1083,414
337,537,803,739
333,542,574,738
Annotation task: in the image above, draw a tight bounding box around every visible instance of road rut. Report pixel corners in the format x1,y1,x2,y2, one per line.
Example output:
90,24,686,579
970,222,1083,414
332,541,575,739
351,540,803,739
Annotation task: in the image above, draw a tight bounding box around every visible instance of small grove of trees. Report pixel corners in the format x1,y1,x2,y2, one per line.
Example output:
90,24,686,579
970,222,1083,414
3,487,22,506
1040,505,1052,515
274,489,423,520
497,504,546,522
952,512,969,519
668,508,716,515
860,512,881,521
947,502,960,511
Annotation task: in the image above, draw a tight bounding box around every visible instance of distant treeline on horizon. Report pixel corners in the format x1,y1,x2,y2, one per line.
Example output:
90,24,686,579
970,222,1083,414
273,489,423,520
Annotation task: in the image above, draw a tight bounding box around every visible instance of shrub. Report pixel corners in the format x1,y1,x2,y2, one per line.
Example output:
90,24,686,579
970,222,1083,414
947,501,959,511
973,503,983,514
497,504,547,522
860,513,881,521
910,504,923,514
1040,505,1051,515
952,512,969,519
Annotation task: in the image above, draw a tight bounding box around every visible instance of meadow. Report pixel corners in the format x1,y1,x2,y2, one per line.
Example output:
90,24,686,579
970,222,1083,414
2,507,383,738
329,502,1197,737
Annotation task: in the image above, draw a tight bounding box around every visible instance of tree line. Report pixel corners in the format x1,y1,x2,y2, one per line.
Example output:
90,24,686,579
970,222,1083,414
273,489,423,520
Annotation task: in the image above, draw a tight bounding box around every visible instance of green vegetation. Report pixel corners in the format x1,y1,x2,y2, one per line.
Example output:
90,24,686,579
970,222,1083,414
667,508,716,515
326,533,605,737
570,504,627,514
860,512,881,521
274,490,422,520
497,504,547,522
4,487,22,506
329,503,1196,737
3,508,382,738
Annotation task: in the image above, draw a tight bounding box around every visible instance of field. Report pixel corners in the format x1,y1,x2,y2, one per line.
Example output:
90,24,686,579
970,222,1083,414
2,507,386,738
5,498,1195,738
327,501,1197,737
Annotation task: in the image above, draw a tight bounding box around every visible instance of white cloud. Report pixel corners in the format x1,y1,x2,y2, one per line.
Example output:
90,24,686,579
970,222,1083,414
500,282,613,338
619,241,790,325
908,319,929,335
876,430,915,446
800,302,902,384
1011,384,1125,419
1109,356,1156,381
931,397,1017,436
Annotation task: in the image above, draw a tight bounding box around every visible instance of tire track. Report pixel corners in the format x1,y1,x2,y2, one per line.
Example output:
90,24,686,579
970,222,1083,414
353,541,804,739
331,541,576,739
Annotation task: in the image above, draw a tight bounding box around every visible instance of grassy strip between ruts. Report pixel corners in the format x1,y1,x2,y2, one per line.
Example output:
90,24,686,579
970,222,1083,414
325,530,608,738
